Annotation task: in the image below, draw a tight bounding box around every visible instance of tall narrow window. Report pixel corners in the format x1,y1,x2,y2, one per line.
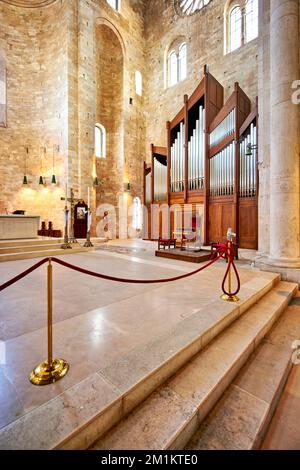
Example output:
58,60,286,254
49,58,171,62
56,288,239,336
167,39,187,88
0,56,6,127
95,124,106,159
106,0,120,12
229,6,242,52
168,51,178,87
135,71,142,96
178,43,187,82
225,1,258,54
245,0,258,43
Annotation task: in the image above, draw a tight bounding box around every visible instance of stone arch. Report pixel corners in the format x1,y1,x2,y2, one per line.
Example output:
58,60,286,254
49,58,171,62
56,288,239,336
95,21,125,211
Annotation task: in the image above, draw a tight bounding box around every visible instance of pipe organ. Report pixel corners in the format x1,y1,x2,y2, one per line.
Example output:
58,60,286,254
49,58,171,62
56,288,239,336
239,122,257,198
210,142,235,197
170,122,185,192
209,110,235,149
154,155,167,201
188,106,205,190
144,66,259,249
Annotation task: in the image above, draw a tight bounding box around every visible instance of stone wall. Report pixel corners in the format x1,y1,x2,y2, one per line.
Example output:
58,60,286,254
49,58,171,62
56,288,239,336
143,0,259,157
0,0,146,236
67,0,147,237
0,0,68,230
0,0,259,238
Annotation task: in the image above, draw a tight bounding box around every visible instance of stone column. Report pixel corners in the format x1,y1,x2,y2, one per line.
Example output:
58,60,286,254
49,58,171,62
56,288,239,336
268,0,300,266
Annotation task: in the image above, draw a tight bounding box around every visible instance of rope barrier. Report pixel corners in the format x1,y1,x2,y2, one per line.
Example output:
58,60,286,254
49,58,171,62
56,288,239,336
0,240,240,386
51,250,226,285
0,258,48,292
0,242,240,292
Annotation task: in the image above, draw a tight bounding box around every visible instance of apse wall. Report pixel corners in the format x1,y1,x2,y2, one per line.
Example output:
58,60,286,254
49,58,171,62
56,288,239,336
144,0,259,154
0,0,68,230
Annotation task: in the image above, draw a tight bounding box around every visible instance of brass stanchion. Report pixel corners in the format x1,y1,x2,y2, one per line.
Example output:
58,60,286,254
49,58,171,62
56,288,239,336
30,258,69,385
221,229,240,303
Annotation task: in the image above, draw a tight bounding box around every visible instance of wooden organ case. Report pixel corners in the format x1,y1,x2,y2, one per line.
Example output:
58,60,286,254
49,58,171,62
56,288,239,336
143,65,258,250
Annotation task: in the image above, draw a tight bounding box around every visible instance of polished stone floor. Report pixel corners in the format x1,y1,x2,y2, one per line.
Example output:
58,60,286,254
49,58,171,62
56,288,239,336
0,240,262,438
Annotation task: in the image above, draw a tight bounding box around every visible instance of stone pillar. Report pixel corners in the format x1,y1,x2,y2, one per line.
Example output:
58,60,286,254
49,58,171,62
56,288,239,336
268,0,300,266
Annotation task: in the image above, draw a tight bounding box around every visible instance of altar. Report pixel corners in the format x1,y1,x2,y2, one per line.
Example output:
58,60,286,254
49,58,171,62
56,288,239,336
0,215,40,240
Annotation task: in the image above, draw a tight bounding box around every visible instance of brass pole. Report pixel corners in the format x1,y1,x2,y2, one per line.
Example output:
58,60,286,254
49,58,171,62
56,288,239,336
29,258,70,385
221,240,239,302
47,258,53,367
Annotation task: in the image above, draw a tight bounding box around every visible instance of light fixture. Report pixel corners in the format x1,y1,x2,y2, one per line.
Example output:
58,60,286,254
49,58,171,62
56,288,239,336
51,144,58,185
94,176,100,187
23,146,29,185
245,143,258,156
39,175,44,185
124,182,131,192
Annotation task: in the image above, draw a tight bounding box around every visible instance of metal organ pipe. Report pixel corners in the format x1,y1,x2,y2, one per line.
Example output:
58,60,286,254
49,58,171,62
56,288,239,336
239,122,257,198
209,109,235,149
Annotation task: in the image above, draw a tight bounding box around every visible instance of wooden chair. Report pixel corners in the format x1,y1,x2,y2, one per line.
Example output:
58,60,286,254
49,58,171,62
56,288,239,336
158,237,177,250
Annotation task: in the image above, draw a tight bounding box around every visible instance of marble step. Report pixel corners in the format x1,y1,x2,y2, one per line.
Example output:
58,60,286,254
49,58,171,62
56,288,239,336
186,299,300,450
0,246,95,262
0,238,63,248
89,281,297,450
0,243,65,254
0,270,280,450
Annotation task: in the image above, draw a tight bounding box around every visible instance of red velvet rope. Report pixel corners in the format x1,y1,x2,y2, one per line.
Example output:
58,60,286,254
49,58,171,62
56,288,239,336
0,258,48,292
0,243,241,297
221,242,241,296
51,251,225,284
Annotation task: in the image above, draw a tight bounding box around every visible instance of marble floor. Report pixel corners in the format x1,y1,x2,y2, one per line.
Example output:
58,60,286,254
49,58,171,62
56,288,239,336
0,239,265,443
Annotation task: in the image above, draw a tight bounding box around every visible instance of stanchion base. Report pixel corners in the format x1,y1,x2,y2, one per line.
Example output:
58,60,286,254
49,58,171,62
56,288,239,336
84,241,94,247
221,294,240,303
29,358,69,386
61,244,72,250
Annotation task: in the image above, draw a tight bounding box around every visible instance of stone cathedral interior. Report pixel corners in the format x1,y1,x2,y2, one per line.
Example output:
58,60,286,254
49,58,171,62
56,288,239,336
0,0,300,454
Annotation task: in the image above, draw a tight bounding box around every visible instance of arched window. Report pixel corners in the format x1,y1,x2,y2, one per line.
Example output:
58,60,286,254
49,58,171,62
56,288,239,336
229,6,242,52
167,39,187,88
95,124,106,159
135,71,142,96
245,0,258,43
225,0,258,54
178,43,187,82
106,0,120,12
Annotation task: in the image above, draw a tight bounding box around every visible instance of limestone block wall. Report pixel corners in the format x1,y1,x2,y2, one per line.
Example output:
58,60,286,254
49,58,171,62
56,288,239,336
67,0,147,237
143,0,258,157
0,0,68,230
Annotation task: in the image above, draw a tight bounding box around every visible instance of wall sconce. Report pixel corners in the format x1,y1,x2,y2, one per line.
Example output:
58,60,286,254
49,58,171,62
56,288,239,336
245,143,258,156
124,182,131,192
93,176,100,187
